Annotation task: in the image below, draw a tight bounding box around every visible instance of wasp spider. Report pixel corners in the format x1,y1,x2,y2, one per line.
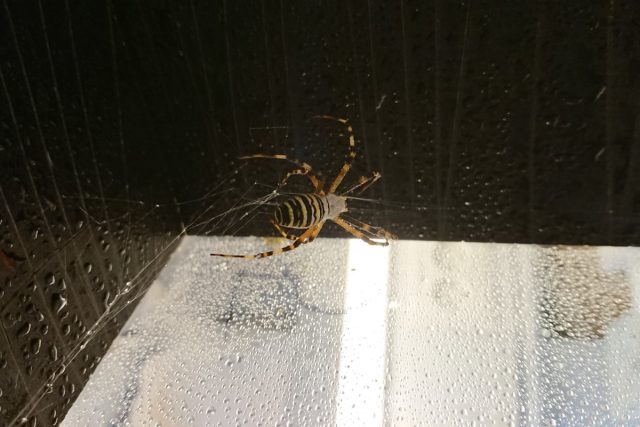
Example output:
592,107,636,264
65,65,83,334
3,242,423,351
211,115,396,259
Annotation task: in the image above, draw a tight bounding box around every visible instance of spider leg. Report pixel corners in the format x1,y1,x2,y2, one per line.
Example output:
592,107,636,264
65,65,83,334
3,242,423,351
313,116,357,193
271,219,325,242
270,219,299,240
333,217,393,246
280,168,324,193
239,154,323,192
210,224,319,259
341,171,382,195
341,214,397,240
308,221,324,242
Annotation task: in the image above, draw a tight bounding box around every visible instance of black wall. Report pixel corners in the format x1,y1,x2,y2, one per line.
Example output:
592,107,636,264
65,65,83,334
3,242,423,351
1,0,639,425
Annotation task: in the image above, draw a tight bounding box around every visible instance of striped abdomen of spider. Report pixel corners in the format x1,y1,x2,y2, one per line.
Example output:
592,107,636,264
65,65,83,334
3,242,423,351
210,115,396,259
275,193,346,229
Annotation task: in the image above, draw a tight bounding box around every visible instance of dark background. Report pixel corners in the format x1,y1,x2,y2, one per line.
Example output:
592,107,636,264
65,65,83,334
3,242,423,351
1,0,639,425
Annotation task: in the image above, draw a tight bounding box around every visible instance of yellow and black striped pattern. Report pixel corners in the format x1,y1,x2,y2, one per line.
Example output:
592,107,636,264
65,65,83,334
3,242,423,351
317,116,357,194
274,193,328,229
209,115,396,260
213,223,322,259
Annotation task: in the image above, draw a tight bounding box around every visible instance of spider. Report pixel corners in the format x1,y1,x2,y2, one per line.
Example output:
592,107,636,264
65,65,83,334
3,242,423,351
210,115,396,259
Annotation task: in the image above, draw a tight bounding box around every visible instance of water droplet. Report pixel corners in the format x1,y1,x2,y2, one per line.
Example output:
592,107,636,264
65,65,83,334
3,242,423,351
29,338,41,355
17,322,31,337
44,273,55,286
52,293,67,314
49,345,58,361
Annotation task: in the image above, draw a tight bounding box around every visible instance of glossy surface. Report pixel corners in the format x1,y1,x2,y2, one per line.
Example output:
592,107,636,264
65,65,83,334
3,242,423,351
64,236,640,426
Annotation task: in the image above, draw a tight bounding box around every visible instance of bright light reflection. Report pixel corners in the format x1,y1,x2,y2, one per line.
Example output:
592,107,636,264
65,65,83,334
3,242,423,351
336,239,390,427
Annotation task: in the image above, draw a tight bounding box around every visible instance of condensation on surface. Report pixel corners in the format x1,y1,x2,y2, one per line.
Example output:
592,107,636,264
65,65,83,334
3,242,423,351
62,236,640,426
3,0,639,425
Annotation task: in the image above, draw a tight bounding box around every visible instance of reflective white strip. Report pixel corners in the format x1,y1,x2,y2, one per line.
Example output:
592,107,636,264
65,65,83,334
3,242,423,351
336,239,390,427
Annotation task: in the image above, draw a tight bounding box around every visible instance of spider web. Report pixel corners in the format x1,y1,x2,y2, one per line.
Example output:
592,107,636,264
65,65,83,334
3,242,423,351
4,166,275,425
5,131,455,425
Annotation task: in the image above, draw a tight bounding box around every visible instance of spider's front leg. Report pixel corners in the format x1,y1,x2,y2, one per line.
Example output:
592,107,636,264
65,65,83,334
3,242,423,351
333,217,395,246
313,115,357,193
341,170,382,195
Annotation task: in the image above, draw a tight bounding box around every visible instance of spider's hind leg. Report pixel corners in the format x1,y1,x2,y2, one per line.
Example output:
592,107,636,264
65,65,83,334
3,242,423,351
271,219,299,241
210,224,322,259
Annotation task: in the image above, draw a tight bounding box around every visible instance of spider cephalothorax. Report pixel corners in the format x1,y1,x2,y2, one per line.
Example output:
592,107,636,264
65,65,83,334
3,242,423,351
211,116,395,259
